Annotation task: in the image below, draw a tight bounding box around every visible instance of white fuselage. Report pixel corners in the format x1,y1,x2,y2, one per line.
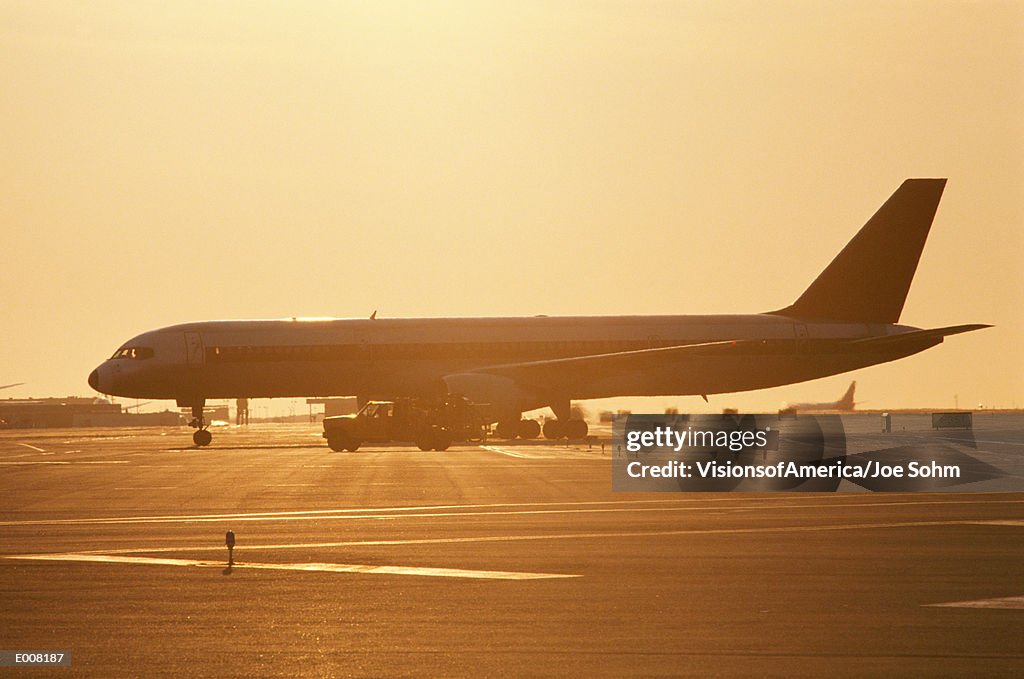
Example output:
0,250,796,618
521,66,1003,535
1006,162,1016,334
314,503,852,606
89,314,924,412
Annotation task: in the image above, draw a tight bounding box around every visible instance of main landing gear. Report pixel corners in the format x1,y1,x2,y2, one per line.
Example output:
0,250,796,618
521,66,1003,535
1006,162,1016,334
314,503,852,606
495,419,541,439
186,401,212,447
538,398,589,440
542,418,588,440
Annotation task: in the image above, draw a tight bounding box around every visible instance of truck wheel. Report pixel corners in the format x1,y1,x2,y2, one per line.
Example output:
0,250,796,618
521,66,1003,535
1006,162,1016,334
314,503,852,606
345,440,361,452
326,435,347,452
416,431,435,451
432,433,452,451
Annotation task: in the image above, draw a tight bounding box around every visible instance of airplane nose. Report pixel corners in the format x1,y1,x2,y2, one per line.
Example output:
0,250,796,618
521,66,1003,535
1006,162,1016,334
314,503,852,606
88,368,100,391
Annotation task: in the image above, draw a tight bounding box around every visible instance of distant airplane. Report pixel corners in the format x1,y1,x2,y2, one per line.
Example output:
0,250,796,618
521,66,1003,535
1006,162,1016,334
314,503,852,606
785,381,857,412
89,179,989,446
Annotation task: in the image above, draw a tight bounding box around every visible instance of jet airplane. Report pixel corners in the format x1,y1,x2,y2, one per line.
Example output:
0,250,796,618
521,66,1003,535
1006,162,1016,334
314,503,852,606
89,179,989,446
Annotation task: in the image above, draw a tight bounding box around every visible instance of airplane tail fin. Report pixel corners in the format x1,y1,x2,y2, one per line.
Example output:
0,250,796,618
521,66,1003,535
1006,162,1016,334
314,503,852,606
773,179,947,323
838,381,856,410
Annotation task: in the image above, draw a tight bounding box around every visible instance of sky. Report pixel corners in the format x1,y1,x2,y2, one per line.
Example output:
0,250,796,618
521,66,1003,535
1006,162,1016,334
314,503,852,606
2,1,1021,414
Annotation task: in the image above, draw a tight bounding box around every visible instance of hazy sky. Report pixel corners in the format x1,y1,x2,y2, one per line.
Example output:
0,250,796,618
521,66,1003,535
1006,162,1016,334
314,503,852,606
2,1,1021,413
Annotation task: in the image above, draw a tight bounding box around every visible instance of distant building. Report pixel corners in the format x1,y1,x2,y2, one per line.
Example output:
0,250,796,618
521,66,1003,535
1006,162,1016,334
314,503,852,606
0,397,182,428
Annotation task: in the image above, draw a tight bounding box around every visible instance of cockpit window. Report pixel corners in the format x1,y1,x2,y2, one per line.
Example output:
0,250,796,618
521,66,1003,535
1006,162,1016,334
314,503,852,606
110,346,154,360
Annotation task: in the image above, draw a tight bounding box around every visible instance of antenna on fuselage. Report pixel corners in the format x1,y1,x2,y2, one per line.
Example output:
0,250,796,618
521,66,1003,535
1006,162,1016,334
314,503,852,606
369,310,377,320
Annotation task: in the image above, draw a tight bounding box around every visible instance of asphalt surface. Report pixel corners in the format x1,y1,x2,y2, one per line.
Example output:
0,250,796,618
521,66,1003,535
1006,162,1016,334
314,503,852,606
2,420,1023,677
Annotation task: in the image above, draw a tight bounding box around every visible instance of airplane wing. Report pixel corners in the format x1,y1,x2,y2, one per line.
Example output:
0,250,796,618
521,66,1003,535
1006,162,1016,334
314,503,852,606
445,340,753,394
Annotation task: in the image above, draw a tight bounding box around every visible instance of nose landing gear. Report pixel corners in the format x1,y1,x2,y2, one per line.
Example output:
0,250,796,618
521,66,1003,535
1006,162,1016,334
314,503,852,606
187,401,212,447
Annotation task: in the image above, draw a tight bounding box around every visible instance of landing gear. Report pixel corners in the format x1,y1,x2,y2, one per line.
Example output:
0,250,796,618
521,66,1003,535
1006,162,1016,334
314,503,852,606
567,419,588,439
517,419,541,439
495,419,541,439
183,400,212,447
495,420,516,439
543,419,588,440
545,398,588,440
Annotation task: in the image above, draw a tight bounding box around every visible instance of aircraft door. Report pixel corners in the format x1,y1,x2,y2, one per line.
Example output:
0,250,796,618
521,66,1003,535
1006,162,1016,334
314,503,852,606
184,332,204,365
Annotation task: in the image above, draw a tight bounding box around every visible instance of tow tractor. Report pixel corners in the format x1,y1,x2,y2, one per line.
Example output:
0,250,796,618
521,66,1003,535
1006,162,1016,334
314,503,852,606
322,396,486,452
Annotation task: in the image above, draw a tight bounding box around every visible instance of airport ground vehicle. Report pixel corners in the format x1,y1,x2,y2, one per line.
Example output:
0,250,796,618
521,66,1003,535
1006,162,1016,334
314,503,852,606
322,396,487,452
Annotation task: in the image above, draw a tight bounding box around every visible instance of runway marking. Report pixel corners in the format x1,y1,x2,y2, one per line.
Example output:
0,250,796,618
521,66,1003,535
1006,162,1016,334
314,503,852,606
2,497,1021,527
55,519,1001,556
5,552,577,580
478,445,600,459
0,460,129,466
965,439,1024,447
17,443,46,452
925,595,1024,610
112,486,179,491
2,493,1015,532
6,497,1024,528
480,445,533,458
0,497,779,525
968,520,1024,527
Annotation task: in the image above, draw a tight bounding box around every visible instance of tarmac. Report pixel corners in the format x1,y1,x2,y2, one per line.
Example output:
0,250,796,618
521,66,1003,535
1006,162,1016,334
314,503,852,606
2,417,1024,677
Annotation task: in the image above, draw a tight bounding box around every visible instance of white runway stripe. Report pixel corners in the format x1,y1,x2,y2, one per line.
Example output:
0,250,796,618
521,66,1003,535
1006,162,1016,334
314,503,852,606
53,519,989,557
0,460,129,465
925,595,1024,609
479,445,533,458
6,552,578,580
969,520,1024,527
2,496,1020,528
17,443,46,452
0,497,768,526
2,496,1021,527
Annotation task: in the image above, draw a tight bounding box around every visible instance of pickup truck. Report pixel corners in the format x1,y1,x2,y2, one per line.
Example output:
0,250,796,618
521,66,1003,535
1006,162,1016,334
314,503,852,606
322,397,485,452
